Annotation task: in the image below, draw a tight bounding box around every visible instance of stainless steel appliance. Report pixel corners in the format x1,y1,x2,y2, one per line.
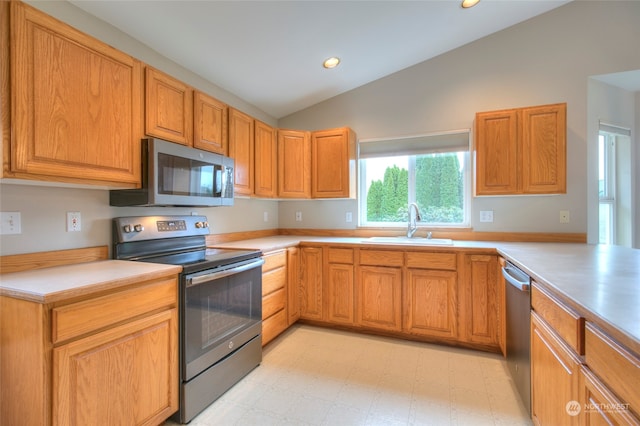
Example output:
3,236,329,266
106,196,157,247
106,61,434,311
502,260,532,415
110,138,234,207
113,215,263,423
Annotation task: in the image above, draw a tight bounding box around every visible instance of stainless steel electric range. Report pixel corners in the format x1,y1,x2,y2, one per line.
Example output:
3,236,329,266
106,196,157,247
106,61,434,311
113,215,263,423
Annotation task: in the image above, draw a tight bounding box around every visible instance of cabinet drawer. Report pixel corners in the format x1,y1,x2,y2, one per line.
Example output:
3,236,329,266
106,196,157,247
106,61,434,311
52,278,177,344
531,284,584,354
328,248,354,264
360,250,403,267
585,323,640,417
406,251,456,270
263,250,287,272
262,266,286,296
262,308,288,346
263,288,286,320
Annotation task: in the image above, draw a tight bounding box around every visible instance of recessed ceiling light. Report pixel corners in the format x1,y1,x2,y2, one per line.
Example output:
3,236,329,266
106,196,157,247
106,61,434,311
461,0,480,8
323,57,341,69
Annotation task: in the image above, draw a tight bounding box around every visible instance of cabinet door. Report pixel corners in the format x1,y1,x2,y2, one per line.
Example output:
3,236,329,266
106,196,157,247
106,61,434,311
327,263,355,325
300,247,323,321
254,120,277,198
531,311,581,426
278,129,311,198
404,268,457,339
53,309,178,426
311,127,355,198
10,2,142,186
193,90,228,154
580,366,640,426
474,109,518,195
145,67,193,146
287,247,301,325
229,108,255,195
357,266,402,332
521,103,566,194
460,254,499,346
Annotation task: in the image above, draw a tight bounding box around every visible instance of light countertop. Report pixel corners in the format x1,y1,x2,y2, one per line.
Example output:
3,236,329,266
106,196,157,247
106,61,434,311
0,260,182,304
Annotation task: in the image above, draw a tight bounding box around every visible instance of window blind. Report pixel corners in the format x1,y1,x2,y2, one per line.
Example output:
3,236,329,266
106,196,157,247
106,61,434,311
358,130,470,158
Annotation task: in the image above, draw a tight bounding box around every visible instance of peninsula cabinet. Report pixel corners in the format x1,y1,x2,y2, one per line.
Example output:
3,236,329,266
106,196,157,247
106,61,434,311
311,127,356,198
299,246,324,321
229,108,255,196
278,129,312,198
5,1,142,187
403,251,458,340
145,66,193,146
475,103,566,195
357,250,403,332
0,274,179,426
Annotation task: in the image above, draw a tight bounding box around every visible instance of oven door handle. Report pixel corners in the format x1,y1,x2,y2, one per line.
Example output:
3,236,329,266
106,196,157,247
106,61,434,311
186,258,265,287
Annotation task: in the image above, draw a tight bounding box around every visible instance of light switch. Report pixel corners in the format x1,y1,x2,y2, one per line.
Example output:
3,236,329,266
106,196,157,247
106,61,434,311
0,212,22,235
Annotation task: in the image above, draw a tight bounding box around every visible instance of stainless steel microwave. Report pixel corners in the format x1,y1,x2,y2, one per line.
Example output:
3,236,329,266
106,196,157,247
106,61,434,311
110,138,234,207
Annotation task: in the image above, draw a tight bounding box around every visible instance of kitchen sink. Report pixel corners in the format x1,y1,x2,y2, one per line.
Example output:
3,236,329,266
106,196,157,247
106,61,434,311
364,237,454,246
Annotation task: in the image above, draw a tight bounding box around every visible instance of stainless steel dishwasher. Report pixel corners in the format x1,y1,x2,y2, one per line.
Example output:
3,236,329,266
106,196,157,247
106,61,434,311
502,261,532,415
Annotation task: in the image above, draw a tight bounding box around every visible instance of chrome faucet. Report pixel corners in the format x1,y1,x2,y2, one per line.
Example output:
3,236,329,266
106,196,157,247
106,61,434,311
407,203,421,238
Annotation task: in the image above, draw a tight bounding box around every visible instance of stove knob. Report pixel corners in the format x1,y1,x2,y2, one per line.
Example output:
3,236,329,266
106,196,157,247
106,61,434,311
195,221,209,229
134,224,144,232
123,225,132,233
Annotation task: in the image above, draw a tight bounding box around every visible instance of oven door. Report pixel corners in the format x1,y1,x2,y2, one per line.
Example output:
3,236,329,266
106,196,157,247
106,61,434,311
182,257,263,381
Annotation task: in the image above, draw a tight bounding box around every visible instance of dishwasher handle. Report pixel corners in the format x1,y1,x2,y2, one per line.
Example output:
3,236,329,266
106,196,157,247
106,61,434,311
502,264,530,292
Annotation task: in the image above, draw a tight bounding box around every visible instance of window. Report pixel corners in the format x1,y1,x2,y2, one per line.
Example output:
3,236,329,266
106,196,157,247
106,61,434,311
358,130,470,227
598,123,632,246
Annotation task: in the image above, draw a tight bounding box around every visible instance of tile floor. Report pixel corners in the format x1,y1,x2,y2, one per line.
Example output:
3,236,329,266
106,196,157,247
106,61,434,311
165,324,532,425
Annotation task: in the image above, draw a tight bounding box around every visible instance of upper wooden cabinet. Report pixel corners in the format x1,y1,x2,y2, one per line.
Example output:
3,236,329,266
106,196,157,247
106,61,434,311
311,127,356,198
193,90,228,154
278,129,311,198
475,103,566,195
145,67,193,146
228,108,255,196
254,120,277,197
5,1,142,187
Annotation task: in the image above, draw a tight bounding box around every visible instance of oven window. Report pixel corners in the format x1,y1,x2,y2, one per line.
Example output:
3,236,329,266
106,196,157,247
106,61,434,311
158,153,218,197
201,279,251,348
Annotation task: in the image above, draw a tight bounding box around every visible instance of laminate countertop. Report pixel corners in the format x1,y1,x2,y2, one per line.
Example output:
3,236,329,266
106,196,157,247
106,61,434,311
213,237,640,353
0,260,182,304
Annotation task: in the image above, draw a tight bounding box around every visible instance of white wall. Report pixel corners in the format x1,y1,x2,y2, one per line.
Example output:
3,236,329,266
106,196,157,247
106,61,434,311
278,1,640,237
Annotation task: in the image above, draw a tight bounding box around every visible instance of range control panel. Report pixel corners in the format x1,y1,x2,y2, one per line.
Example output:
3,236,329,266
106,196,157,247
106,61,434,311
113,215,210,243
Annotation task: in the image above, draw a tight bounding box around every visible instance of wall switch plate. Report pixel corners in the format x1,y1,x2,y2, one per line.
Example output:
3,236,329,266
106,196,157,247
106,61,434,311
0,212,22,235
346,212,353,223
295,211,302,222
263,211,269,222
560,210,570,223
479,210,494,223
67,211,82,232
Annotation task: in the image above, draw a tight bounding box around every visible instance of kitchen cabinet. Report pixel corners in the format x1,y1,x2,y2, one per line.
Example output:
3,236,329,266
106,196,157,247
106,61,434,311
459,254,500,348
229,108,255,196
326,248,355,325
475,103,566,195
357,250,403,332
403,251,458,340
311,127,356,198
193,90,228,154
287,247,301,325
278,129,311,198
145,66,193,146
0,273,179,426
261,250,288,346
254,120,278,198
5,1,142,187
300,246,323,321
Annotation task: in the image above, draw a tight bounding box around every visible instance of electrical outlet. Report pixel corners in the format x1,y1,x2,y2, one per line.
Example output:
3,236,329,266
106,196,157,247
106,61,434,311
479,210,494,223
263,211,269,222
0,212,22,235
560,210,570,224
67,211,82,232
346,211,353,223
295,211,302,222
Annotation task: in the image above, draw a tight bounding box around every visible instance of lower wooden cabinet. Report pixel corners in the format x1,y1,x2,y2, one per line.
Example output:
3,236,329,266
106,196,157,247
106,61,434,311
261,250,288,345
460,254,500,348
357,265,402,332
404,268,457,339
287,247,301,325
300,246,324,321
580,366,640,426
327,257,355,325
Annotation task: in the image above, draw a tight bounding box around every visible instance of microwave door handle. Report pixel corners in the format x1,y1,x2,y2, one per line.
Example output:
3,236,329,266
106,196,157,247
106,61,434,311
187,258,265,288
